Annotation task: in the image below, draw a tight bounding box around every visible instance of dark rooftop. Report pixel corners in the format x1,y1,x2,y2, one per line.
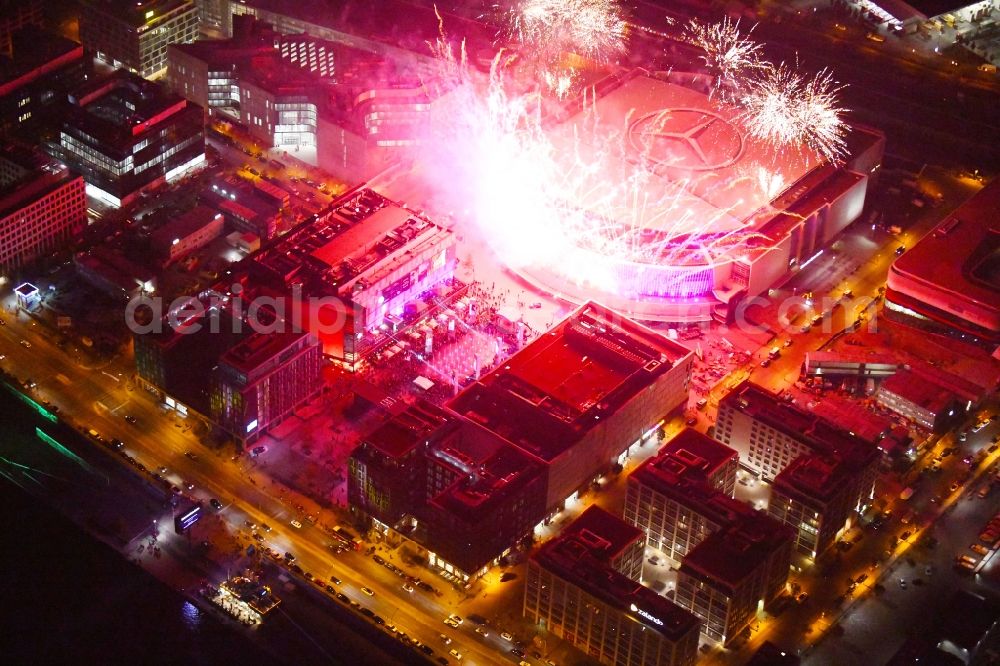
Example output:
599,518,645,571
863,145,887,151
0,27,82,94
82,0,196,29
219,329,310,377
903,1,974,19
772,454,853,507
679,514,793,590
879,369,957,414
149,205,222,249
448,301,691,462
362,400,453,459
562,506,643,563
535,533,700,640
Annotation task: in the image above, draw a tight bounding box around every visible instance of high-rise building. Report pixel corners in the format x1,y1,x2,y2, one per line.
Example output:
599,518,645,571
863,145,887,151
56,71,205,207
211,329,322,444
674,515,793,645
0,27,91,140
524,514,701,666
624,429,746,562
0,143,86,275
80,0,199,79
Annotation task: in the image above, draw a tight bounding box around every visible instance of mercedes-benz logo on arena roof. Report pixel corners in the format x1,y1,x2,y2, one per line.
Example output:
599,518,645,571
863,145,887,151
628,108,744,172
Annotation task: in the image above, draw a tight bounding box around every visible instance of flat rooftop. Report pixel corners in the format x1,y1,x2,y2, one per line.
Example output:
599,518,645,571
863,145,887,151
563,506,643,562
219,329,310,376
680,514,792,590
535,533,700,640
721,381,877,461
83,0,195,28
361,400,452,459
772,454,854,506
448,301,690,462
150,205,221,248
0,27,82,94
809,396,892,444
879,369,956,413
546,72,824,253
0,147,80,221
888,177,1000,338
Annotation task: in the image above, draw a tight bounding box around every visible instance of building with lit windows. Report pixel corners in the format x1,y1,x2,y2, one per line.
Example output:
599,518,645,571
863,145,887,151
714,381,878,484
244,187,457,368
768,448,881,558
524,516,701,666
875,369,962,432
624,429,748,563
563,506,646,582
201,174,283,240
168,18,446,181
0,28,91,140
80,0,199,79
56,71,205,207
674,514,793,645
210,329,322,444
348,301,693,581
0,144,86,275
150,205,224,265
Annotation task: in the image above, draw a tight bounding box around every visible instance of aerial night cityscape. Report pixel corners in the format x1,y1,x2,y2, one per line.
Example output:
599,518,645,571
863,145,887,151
1,0,1000,663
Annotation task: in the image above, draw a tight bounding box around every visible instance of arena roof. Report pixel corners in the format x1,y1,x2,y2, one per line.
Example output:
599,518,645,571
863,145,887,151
546,72,824,241
448,301,691,462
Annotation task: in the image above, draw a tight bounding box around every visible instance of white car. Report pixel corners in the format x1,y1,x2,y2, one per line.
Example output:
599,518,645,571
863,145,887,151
500,632,513,642
402,582,414,593
439,634,452,645
475,626,489,637
290,519,303,529
449,649,463,661
361,587,375,596
443,617,460,628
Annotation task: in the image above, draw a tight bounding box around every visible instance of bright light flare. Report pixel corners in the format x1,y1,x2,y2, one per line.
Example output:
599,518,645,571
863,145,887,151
683,17,767,94
503,0,628,64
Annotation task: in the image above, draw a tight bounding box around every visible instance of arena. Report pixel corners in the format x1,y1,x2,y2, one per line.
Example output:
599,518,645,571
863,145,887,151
503,69,886,323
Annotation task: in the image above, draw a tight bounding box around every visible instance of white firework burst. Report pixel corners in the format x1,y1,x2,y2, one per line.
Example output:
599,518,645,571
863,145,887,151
503,0,628,64
740,64,848,163
683,17,768,95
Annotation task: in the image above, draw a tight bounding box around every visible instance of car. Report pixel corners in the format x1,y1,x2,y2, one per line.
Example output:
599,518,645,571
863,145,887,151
760,358,771,368
330,575,342,585
856,573,868,584
261,523,272,533
210,498,223,510
184,482,195,491
184,451,199,461
244,520,257,530
898,578,907,589
439,634,452,645
285,551,295,561
361,587,375,596
797,593,809,604
783,338,793,347
436,659,449,666
475,626,489,637
444,616,460,628
811,314,823,325
696,398,708,410
290,519,303,529
950,482,960,493
511,648,526,658
931,495,942,504
124,415,137,424
336,593,349,603
19,340,31,348
500,632,513,642
971,543,989,556
448,614,463,625
958,432,968,442
303,572,314,581
111,439,125,451
449,650,462,661
251,445,267,457
925,565,933,576
157,466,168,474
402,582,415,593
895,245,906,255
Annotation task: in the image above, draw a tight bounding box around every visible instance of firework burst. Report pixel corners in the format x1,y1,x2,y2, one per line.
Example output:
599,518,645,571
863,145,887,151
505,0,628,63
739,64,848,163
683,17,767,94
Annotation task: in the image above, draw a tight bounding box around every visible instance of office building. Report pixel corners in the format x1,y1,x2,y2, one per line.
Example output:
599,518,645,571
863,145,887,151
150,204,224,265
674,515,793,645
624,429,747,562
563,505,645,581
168,19,447,181
886,177,1000,348
876,368,962,432
449,301,694,509
0,143,86,275
0,28,90,140
524,521,701,666
768,447,881,558
714,381,878,483
245,187,457,368
211,329,322,444
57,71,205,207
80,0,199,79
201,174,283,240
